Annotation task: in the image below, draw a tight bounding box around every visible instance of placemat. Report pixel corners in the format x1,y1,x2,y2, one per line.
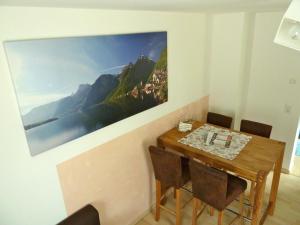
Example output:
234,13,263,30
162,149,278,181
178,124,252,160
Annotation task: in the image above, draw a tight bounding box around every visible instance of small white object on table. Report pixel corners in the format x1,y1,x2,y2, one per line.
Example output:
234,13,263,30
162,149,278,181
178,121,193,132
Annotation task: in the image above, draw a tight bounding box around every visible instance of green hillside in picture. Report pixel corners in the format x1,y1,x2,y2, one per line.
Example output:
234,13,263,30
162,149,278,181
106,56,155,102
106,47,167,104
155,47,167,71
97,47,168,125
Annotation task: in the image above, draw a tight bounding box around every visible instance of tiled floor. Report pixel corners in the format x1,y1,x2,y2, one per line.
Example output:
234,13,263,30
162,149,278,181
135,172,300,225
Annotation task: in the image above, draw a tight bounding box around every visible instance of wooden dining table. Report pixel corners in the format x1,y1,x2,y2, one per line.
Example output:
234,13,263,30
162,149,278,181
157,121,285,225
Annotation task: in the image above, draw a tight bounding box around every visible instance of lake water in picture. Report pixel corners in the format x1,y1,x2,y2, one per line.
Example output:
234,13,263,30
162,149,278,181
4,32,168,155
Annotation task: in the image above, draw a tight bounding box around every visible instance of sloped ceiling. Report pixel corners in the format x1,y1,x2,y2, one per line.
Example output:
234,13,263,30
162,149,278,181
0,0,291,12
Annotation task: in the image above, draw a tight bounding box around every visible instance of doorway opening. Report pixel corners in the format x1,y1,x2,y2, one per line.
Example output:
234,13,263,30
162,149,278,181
292,119,300,176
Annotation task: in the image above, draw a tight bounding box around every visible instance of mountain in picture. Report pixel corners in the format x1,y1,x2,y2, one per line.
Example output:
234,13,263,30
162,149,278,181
23,49,167,129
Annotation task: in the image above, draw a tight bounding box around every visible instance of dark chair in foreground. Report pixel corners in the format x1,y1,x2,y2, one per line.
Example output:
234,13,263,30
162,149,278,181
57,204,100,225
240,119,272,138
189,160,247,225
149,145,190,225
207,112,233,129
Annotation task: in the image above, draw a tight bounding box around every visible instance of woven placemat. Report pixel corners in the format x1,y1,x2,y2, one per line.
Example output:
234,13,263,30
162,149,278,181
178,124,252,160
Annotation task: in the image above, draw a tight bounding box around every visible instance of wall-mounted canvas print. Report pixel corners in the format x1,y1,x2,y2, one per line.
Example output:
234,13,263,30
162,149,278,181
5,31,168,156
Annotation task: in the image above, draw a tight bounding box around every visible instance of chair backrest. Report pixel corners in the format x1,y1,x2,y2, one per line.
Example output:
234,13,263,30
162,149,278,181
149,145,182,188
57,204,100,225
189,160,228,208
207,112,233,128
240,119,272,138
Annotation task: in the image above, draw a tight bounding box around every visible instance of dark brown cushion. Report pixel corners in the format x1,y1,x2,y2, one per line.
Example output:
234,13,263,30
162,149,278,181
149,146,190,189
207,112,233,129
181,156,191,187
57,204,100,225
224,174,247,207
189,160,247,211
240,119,272,138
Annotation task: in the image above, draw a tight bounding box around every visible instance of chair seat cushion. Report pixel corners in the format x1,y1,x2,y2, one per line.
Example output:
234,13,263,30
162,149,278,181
149,146,191,190
223,174,247,208
210,174,247,211
189,159,247,211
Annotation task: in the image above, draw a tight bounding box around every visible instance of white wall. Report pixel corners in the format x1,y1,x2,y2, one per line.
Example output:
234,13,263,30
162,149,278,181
0,7,207,225
208,11,300,170
245,12,300,170
207,13,245,120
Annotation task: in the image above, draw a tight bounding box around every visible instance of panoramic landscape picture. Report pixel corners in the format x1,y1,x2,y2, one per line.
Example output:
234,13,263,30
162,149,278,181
5,31,168,156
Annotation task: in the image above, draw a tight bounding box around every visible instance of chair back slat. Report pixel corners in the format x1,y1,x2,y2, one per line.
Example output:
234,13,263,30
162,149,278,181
207,112,232,128
240,119,272,138
149,146,182,188
189,160,228,207
57,204,100,225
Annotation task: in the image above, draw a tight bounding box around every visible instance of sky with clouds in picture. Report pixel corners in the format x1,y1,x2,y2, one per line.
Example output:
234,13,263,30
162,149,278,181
4,31,167,115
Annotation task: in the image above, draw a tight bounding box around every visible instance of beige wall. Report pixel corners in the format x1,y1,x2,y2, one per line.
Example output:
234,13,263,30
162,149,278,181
207,11,300,170
57,96,208,225
0,6,207,225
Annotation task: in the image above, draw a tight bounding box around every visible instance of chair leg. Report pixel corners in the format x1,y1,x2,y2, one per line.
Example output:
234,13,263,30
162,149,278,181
155,180,161,221
174,187,176,199
176,188,182,225
239,192,245,225
192,198,200,225
210,207,214,216
248,181,255,218
218,211,223,225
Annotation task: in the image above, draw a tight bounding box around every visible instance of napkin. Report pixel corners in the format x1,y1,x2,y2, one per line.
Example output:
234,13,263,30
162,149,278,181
178,121,193,132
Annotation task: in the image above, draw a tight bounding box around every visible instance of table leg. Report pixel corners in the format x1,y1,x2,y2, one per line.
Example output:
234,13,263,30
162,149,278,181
248,181,256,218
155,180,161,221
268,149,284,215
251,170,267,225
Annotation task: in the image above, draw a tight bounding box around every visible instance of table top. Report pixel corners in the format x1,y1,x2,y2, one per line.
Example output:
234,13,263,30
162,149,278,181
157,121,285,181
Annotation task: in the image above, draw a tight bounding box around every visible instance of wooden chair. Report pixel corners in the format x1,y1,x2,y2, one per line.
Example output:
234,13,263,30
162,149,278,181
189,160,247,225
57,204,100,225
149,146,190,225
207,112,233,129
240,119,272,217
240,119,272,138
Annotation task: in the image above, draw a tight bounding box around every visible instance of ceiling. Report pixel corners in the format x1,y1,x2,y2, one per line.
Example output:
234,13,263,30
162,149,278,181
0,0,291,12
